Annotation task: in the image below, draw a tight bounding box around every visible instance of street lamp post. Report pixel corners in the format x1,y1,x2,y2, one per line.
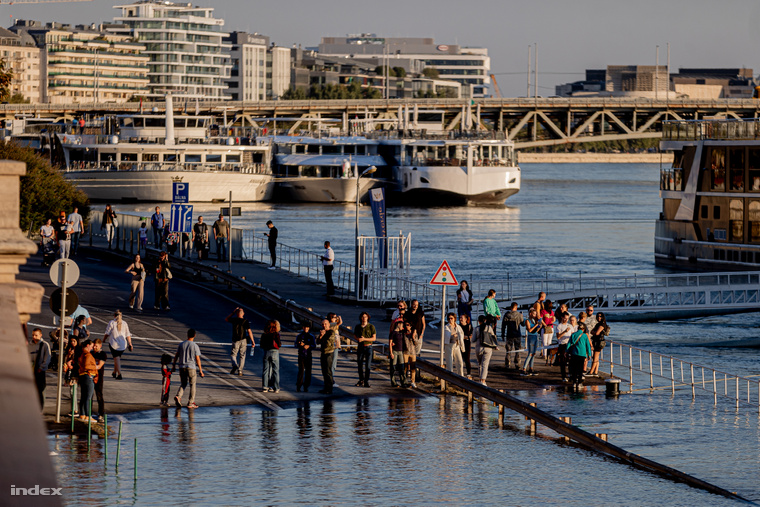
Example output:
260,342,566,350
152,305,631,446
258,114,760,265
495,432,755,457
355,165,377,301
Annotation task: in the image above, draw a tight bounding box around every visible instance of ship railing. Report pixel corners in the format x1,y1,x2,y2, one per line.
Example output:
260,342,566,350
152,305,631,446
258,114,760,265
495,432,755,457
601,339,760,413
663,119,760,141
65,162,269,174
469,271,760,301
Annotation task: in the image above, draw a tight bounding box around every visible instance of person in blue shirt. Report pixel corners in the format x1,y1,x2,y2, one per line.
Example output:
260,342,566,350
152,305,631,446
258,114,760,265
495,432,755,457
151,206,165,249
566,323,593,388
172,328,204,408
295,322,317,392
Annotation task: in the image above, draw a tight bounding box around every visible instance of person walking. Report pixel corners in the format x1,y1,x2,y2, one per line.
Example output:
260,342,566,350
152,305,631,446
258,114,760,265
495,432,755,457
321,240,335,296
172,329,204,408
125,253,146,311
67,207,84,256
192,216,209,261
77,339,98,423
483,289,501,330
103,310,133,379
154,251,171,310
456,280,473,317
388,320,407,387
295,322,316,392
264,220,278,268
522,307,542,375
225,307,255,375
101,204,117,249
260,320,282,393
588,313,610,377
353,312,376,387
402,321,419,388
318,319,338,394
459,314,473,376
55,212,73,259
28,328,51,409
444,312,465,376
473,315,498,386
92,339,107,421
213,213,229,262
151,206,165,249
501,302,524,369
567,323,592,388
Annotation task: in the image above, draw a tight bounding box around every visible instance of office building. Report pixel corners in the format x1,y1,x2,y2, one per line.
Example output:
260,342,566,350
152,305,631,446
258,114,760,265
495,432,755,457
0,27,41,103
224,32,291,101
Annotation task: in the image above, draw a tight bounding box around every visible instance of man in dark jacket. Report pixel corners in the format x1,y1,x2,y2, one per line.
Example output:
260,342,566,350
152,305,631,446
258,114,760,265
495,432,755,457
265,220,278,268
501,302,524,369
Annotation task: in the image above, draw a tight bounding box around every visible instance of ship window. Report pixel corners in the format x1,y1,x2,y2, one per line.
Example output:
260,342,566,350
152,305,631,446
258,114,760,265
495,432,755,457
163,154,177,162
226,154,240,163
322,145,342,154
206,154,222,163
701,205,708,219
143,153,159,162
186,154,201,162
307,144,320,155
729,147,745,191
730,199,744,242
120,153,137,161
714,206,721,219
748,148,760,191
750,201,760,242
710,147,726,191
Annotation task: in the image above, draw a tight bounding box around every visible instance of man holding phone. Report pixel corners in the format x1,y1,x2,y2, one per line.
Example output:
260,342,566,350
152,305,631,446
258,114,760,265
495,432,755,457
264,220,278,269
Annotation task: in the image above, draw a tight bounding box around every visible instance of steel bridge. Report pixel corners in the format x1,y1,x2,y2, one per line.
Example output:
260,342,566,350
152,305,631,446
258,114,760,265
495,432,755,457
6,97,760,148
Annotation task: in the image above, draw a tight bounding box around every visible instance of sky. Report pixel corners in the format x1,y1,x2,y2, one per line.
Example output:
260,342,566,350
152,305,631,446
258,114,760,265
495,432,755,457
3,0,759,97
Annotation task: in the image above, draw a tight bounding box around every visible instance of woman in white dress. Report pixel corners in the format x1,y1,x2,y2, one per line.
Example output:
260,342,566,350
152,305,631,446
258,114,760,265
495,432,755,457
443,312,465,376
103,310,133,380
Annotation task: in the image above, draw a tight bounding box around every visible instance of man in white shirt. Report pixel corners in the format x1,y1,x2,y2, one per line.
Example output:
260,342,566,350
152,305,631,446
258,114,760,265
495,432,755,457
321,241,335,296
67,207,84,256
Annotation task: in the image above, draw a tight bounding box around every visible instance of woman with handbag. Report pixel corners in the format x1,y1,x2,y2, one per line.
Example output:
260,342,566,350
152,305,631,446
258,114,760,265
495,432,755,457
472,315,498,386
103,310,133,380
125,253,146,311
587,312,610,377
154,251,171,310
443,312,465,376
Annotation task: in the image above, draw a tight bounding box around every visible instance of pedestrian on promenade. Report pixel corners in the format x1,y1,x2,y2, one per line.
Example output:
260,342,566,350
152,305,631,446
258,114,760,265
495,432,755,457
483,289,501,331
404,299,425,357
192,216,209,261
39,218,56,262
260,320,282,393
213,213,229,262
522,307,542,376
101,204,117,249
265,220,277,268
56,212,73,259
327,312,342,386
61,336,77,386
318,319,338,394
388,319,407,387
125,253,146,311
586,305,598,333
321,241,335,296
70,305,92,331
567,323,592,388
154,251,171,310
541,300,556,363
67,206,83,256
172,328,204,408
402,321,419,388
555,312,574,382
28,328,50,409
103,310,133,380
577,311,589,374
77,339,97,423
151,206,165,248
501,302,524,369
160,353,173,406
587,313,610,378
473,315,498,386
459,314,473,376
456,280,473,317
354,312,376,387
138,223,148,254
92,339,107,421
296,322,316,392
444,312,465,376
535,291,546,312
391,300,407,323
226,307,255,375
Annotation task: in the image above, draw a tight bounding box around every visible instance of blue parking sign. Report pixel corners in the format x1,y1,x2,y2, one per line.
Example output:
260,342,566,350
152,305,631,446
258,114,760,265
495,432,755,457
170,204,193,233
172,182,189,203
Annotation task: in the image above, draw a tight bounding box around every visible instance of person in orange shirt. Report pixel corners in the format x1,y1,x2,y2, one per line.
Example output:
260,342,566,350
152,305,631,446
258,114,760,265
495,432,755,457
77,339,98,423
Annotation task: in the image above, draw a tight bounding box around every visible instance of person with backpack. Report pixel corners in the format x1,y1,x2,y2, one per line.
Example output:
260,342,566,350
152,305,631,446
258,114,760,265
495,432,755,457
587,313,610,378
473,315,498,386
28,328,51,409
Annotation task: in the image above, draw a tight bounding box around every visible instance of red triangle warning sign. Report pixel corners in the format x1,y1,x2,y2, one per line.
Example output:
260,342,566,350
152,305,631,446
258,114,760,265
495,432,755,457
429,260,459,286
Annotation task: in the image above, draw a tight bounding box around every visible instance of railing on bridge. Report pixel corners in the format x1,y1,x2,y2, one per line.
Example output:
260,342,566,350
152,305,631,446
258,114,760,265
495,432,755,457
663,118,760,142
601,339,760,413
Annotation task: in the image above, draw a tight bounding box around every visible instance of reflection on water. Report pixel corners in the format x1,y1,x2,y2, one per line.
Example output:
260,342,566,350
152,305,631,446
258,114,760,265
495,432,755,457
50,396,753,506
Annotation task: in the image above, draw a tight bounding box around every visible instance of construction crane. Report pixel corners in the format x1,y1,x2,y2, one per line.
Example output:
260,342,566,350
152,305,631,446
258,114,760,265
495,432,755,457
489,74,502,99
0,0,92,4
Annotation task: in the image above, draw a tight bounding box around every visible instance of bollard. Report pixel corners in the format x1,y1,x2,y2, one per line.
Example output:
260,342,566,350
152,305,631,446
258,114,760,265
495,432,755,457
104,414,108,462
467,390,473,405
134,438,138,482
527,402,537,434
560,417,572,442
595,433,608,442
605,378,621,397
116,421,123,469
71,383,77,433
88,398,92,450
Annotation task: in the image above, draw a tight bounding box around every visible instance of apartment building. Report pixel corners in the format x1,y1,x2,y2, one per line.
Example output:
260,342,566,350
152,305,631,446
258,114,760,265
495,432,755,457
0,27,41,103
224,32,291,101
110,0,230,99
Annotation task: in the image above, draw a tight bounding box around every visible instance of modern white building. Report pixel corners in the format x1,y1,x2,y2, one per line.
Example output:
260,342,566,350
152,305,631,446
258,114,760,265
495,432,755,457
0,27,41,103
317,35,490,98
110,0,230,99
224,32,291,101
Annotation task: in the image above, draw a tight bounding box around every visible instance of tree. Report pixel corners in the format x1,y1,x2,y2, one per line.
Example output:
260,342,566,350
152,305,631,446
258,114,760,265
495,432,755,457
0,142,90,232
422,67,440,79
281,86,307,100
392,67,406,78
8,93,29,104
0,59,13,102
374,65,396,78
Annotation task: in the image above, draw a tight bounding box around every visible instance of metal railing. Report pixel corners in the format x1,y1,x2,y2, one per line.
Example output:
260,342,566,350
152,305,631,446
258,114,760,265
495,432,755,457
601,339,760,413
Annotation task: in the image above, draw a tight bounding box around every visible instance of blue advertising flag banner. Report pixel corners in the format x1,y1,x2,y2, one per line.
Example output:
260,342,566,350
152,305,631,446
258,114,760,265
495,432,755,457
369,187,388,268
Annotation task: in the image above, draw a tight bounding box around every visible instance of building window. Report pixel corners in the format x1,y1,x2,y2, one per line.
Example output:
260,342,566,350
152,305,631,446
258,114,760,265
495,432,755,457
730,199,743,242
710,147,726,191
701,205,708,219
714,205,721,220
750,201,760,242
748,148,760,191
729,147,745,191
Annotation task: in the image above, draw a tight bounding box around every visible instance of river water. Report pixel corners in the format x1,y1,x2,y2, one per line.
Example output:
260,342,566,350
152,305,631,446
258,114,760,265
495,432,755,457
55,163,760,504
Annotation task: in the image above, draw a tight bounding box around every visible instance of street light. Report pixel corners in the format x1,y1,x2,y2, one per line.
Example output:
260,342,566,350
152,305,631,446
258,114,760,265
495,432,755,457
355,165,377,301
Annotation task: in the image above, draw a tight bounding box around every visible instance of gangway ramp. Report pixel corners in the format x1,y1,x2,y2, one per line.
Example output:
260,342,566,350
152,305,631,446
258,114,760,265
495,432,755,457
472,271,760,321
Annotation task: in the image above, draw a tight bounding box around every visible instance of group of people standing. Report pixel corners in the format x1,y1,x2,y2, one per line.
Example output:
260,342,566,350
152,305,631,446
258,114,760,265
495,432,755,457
38,207,84,263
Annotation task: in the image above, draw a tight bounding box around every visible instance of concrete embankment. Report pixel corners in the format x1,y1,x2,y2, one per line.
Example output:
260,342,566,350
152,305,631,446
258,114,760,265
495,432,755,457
519,152,673,164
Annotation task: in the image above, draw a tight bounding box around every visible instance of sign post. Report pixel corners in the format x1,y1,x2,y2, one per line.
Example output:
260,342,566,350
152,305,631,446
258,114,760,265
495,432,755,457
49,259,80,423
172,181,189,204
228,191,232,273
429,260,459,390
